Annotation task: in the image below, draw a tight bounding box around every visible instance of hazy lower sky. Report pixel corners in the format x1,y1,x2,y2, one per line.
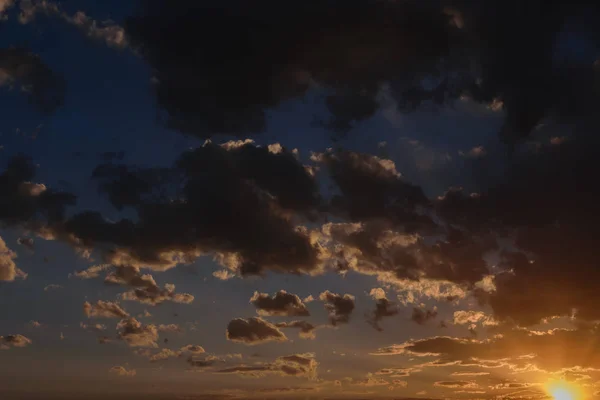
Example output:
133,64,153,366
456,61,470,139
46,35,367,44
1,1,600,400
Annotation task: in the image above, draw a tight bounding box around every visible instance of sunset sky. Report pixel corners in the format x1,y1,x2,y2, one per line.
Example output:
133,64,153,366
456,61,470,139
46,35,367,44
1,1,600,399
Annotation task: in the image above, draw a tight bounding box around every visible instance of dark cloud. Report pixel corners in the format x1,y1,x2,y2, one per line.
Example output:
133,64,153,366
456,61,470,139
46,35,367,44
120,283,194,306
322,221,493,290
372,325,600,372
314,151,430,227
250,290,310,317
215,353,317,379
366,288,399,331
0,48,66,113
275,320,318,339
124,0,453,138
436,127,600,325
117,317,159,348
187,357,217,369
180,345,205,355
411,307,439,325
83,301,129,319
63,140,323,276
319,291,355,326
0,334,32,349
16,237,34,251
122,0,600,144
0,155,75,228
103,265,195,305
226,317,288,345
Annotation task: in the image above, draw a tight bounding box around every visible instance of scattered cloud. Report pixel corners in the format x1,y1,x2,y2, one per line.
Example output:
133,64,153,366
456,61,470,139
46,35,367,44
319,291,355,326
83,301,129,319
226,317,287,345
0,334,31,349
117,318,159,348
366,288,399,331
275,321,319,339
411,307,438,325
109,366,136,377
250,290,310,316
0,236,27,282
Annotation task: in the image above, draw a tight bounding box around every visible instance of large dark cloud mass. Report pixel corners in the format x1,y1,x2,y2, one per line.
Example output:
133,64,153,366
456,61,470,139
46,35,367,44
124,0,452,138
124,0,600,145
62,140,323,275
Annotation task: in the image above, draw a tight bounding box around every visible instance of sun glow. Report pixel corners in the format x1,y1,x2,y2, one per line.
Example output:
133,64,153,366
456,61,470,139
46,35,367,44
545,380,584,400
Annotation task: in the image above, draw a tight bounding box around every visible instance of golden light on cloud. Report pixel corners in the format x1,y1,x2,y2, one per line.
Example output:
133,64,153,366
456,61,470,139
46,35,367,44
545,380,584,400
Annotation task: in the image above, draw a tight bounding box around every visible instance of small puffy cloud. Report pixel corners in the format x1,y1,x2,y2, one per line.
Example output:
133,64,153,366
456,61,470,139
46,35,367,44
411,307,438,325
453,310,497,327
29,320,42,328
367,289,399,331
100,266,195,306
109,366,136,377
71,264,111,279
0,236,27,282
226,317,287,345
149,348,181,362
212,269,235,280
120,284,194,306
157,324,181,333
319,291,355,326
275,320,318,339
0,334,32,349
117,318,158,348
250,290,310,316
83,301,129,319
180,344,205,354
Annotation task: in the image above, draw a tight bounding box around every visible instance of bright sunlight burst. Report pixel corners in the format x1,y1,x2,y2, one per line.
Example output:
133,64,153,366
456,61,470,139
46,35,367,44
545,380,584,400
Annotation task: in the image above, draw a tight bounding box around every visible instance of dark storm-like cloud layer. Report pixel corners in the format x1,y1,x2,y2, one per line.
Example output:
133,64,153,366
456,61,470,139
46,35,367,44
124,0,452,138
124,0,600,146
64,140,323,275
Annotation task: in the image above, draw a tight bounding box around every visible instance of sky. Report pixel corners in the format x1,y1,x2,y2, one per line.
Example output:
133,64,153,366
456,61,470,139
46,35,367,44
1,1,600,399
